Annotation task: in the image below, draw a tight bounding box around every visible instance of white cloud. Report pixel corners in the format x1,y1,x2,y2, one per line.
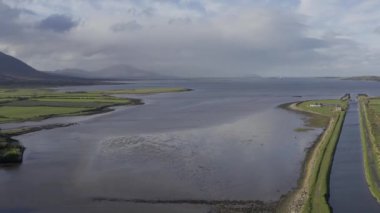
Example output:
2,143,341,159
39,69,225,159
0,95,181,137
1,0,380,77
298,0,341,17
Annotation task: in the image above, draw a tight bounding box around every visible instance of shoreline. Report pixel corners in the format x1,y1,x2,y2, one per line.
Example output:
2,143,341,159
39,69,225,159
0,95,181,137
0,99,144,165
277,99,347,212
277,119,333,213
0,98,143,125
0,87,191,165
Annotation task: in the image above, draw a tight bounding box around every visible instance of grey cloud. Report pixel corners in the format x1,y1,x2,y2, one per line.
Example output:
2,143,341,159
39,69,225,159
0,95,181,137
0,1,368,77
8,9,339,77
126,7,155,17
168,17,192,25
153,0,181,3
374,26,380,34
0,1,29,38
91,13,336,77
38,14,78,33
154,0,205,13
140,7,155,17
182,1,206,13
0,0,19,18
111,20,143,32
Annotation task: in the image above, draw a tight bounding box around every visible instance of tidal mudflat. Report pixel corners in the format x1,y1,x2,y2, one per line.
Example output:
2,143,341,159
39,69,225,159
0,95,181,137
2,78,380,212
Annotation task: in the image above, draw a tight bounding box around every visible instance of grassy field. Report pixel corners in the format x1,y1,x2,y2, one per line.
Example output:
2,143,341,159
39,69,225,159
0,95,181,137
279,98,348,213
297,100,344,117
0,91,128,123
0,106,90,123
0,87,189,123
95,87,192,95
358,95,380,202
0,87,190,164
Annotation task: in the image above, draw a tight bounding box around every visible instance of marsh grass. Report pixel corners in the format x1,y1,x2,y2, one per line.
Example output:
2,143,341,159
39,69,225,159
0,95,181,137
294,127,315,132
0,87,189,123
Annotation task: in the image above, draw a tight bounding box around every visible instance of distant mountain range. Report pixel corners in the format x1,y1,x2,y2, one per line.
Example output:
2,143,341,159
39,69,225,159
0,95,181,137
0,52,48,81
54,64,171,80
0,51,172,86
0,52,94,85
0,51,266,85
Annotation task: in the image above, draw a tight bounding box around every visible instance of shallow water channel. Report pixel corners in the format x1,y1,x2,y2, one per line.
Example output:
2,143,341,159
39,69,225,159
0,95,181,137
329,100,380,212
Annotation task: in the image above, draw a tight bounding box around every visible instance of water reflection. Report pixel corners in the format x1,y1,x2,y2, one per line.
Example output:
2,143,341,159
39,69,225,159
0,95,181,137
2,78,380,212
77,108,321,202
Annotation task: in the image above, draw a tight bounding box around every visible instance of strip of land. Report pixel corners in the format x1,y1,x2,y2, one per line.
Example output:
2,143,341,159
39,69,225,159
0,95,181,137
358,95,380,202
343,76,380,82
0,87,191,164
278,96,349,213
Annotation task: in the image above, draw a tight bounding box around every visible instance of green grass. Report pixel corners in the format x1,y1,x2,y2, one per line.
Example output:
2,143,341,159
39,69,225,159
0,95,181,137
0,135,24,164
358,96,380,202
0,87,190,123
31,97,132,104
0,98,17,102
0,89,52,98
0,106,90,123
0,145,24,163
294,127,315,132
303,111,345,213
1,127,34,136
94,87,191,95
2,100,109,108
3,147,22,157
297,99,347,129
297,99,345,117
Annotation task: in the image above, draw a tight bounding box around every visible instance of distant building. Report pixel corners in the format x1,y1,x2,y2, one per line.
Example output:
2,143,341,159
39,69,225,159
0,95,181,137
309,103,323,107
309,103,343,110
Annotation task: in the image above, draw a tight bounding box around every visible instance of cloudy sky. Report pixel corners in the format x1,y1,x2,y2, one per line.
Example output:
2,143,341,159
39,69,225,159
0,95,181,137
1,0,380,77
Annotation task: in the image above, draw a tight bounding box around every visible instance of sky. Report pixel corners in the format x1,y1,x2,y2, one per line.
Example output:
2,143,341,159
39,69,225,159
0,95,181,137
1,0,380,77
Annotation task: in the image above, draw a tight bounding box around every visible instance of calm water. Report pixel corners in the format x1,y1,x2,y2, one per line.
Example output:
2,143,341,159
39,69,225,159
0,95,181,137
1,78,380,212
330,100,380,212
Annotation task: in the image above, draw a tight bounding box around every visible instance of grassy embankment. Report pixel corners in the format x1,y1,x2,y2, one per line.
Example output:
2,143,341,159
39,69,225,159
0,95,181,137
0,87,190,164
358,95,380,202
279,98,348,213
